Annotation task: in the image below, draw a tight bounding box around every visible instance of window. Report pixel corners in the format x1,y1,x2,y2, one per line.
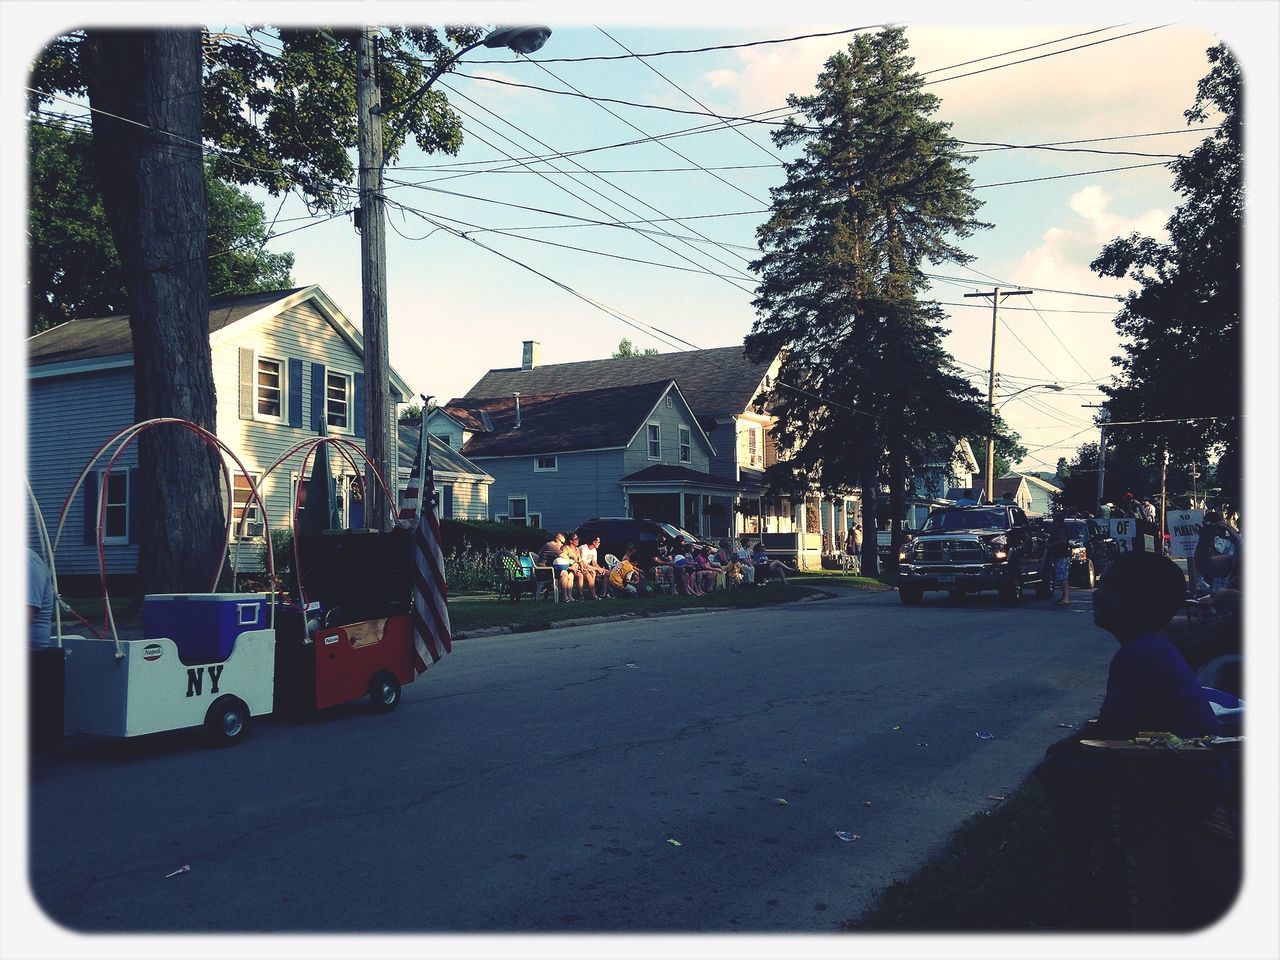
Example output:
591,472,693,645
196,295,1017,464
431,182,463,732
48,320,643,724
233,472,262,539
534,455,558,472
528,512,542,530
256,356,284,420
508,497,528,527
665,394,673,408
647,423,661,460
438,434,452,447
748,427,759,466
678,426,691,463
326,371,352,431
102,471,129,544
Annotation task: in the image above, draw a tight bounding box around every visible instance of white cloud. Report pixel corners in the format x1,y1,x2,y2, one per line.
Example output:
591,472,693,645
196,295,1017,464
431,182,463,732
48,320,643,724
1069,185,1168,243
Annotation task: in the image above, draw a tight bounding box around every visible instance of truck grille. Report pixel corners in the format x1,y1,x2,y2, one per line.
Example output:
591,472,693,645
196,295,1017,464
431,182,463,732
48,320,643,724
915,539,986,564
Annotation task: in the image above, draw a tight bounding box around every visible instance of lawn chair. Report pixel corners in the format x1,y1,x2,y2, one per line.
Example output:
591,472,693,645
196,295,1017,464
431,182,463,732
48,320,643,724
493,552,538,602
528,551,565,602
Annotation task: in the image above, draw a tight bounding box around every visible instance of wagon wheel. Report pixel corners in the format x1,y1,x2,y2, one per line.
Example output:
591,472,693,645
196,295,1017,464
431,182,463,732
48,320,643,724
205,696,251,746
368,671,402,712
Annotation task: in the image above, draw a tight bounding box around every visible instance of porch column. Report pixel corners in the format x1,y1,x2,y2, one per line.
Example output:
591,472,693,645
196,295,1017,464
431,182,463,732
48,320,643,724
827,499,837,552
679,491,686,530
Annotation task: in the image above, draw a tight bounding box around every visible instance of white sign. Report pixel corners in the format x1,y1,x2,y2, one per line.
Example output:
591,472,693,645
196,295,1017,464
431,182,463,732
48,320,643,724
1167,509,1204,559
1107,518,1136,552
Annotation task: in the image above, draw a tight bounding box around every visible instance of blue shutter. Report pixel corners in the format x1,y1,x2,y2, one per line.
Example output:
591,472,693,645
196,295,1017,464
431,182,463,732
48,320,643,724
83,473,99,545
287,358,303,427
127,468,140,544
353,372,366,438
443,484,453,519
310,362,326,432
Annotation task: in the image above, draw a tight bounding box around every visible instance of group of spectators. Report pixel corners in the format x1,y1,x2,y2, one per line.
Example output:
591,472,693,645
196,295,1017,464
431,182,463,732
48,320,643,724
535,530,794,602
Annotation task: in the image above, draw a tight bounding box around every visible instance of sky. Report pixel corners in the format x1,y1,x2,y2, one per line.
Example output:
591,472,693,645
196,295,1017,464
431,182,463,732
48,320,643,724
4,4,1280,959
191,15,1232,476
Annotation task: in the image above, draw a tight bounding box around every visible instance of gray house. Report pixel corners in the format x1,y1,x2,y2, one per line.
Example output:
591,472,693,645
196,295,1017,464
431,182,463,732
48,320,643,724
27,285,489,578
428,378,730,536
435,341,788,541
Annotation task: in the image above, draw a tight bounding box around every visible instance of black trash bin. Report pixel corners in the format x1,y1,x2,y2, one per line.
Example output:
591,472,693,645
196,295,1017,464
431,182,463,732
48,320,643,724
29,646,65,754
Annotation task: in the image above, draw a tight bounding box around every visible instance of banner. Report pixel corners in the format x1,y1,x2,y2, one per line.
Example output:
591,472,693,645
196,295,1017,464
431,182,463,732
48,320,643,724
1167,509,1204,559
1106,517,1136,552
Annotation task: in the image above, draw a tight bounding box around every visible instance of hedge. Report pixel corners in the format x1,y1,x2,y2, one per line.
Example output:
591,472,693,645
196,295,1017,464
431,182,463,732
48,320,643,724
440,518,551,554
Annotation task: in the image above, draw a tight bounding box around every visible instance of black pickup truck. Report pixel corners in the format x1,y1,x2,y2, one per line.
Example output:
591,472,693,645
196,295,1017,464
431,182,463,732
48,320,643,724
897,504,1051,605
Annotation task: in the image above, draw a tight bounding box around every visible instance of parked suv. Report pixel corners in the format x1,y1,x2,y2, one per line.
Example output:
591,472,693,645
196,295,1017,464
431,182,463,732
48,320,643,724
1033,515,1116,589
578,517,673,570
897,504,1050,605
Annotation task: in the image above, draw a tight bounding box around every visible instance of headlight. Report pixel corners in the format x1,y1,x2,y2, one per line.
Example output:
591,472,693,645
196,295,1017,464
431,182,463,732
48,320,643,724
984,535,1007,556
993,548,1009,560
898,543,913,560
1072,546,1087,559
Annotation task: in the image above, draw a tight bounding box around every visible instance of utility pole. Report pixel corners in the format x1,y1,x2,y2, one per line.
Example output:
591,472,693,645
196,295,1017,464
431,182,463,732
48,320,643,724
1083,403,1107,514
1159,445,1169,553
357,27,391,530
964,287,1032,502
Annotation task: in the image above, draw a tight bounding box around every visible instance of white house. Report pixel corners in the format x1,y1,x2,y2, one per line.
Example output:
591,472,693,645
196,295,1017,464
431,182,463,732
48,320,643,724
27,285,491,580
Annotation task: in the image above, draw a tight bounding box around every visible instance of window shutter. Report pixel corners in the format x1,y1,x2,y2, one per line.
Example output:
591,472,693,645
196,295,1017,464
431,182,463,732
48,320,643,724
83,473,99,545
443,484,453,519
238,349,254,420
353,372,366,438
310,362,326,431
128,468,140,544
287,358,303,427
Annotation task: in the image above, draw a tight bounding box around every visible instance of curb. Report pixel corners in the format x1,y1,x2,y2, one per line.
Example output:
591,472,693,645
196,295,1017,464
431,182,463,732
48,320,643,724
453,590,837,641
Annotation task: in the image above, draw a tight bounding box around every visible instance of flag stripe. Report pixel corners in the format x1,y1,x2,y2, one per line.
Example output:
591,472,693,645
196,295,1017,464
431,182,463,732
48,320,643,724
400,418,452,674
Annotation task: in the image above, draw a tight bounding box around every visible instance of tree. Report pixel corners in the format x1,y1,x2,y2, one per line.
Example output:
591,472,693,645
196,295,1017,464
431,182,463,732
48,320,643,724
612,338,659,359
966,416,1027,481
745,27,990,574
1090,43,1241,492
30,25,493,595
28,121,294,335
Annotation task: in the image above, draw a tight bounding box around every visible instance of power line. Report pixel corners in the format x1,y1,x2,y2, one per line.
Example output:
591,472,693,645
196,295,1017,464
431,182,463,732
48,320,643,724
459,24,887,65
434,84,760,289
974,160,1171,189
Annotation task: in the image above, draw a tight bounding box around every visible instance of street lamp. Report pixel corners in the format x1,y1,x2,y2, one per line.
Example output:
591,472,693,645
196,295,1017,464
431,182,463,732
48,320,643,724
357,25,551,529
996,383,1063,409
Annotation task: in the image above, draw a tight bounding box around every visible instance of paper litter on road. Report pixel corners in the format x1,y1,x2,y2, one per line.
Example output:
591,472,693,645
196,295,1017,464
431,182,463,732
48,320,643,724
1056,722,1073,728
666,838,682,847
165,865,190,878
892,724,901,732
985,795,1007,802
863,800,872,807
773,798,788,805
835,831,861,842
916,742,929,748
976,730,995,740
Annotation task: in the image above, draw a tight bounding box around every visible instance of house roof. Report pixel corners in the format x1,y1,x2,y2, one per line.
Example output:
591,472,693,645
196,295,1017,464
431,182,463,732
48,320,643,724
463,344,774,419
620,463,747,491
444,380,675,458
1016,472,1064,494
970,476,1030,500
27,287,309,366
396,422,493,481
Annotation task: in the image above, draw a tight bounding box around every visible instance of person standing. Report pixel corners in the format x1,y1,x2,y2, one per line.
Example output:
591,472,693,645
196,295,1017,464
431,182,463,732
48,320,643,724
28,548,62,754
1047,525,1073,606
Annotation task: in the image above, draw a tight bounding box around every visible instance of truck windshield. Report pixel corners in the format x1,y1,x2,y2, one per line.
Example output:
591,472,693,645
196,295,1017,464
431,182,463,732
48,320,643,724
923,509,1005,532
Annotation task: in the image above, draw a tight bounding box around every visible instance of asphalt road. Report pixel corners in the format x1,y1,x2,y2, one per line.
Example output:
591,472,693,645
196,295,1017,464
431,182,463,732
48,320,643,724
28,586,1116,933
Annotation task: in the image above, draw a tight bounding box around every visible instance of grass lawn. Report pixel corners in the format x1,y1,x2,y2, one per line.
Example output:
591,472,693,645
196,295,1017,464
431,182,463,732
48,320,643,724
789,570,896,591
450,582,827,634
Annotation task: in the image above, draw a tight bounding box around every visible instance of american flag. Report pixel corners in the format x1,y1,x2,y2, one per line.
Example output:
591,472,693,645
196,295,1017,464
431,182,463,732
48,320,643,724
398,415,452,671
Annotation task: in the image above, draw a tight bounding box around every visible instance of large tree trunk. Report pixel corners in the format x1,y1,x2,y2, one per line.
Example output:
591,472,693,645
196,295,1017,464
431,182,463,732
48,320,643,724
859,430,879,578
83,30,226,599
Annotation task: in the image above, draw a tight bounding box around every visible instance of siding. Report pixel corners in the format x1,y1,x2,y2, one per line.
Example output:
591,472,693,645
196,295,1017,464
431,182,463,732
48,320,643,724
621,387,711,476
395,469,490,521
215,301,381,571
28,368,139,575
473,449,627,533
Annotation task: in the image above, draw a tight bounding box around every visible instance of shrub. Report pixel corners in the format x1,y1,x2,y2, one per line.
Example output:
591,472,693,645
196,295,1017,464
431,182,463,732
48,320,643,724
440,518,550,555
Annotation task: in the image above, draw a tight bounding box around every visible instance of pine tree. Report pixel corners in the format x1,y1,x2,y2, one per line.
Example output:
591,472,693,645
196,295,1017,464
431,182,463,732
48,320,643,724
745,27,990,573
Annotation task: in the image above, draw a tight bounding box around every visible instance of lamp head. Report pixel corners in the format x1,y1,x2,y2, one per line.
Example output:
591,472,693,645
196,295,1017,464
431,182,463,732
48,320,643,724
484,25,552,54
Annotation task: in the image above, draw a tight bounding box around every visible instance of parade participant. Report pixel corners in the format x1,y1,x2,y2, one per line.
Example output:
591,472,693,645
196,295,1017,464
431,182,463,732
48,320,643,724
1047,524,1073,606
28,548,54,650
29,549,61,753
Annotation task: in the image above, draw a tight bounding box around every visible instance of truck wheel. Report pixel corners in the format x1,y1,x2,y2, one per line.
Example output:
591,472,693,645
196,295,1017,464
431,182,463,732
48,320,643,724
205,696,250,746
899,586,924,606
948,589,966,603
1082,560,1097,589
999,577,1024,605
369,671,402,712
1034,575,1053,599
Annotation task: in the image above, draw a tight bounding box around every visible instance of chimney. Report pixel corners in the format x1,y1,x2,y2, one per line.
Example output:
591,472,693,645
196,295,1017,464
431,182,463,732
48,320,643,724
513,392,522,429
521,340,540,370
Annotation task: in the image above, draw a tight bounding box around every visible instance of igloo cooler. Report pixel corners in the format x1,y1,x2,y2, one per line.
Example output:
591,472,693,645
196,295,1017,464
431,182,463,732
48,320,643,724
144,593,269,665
